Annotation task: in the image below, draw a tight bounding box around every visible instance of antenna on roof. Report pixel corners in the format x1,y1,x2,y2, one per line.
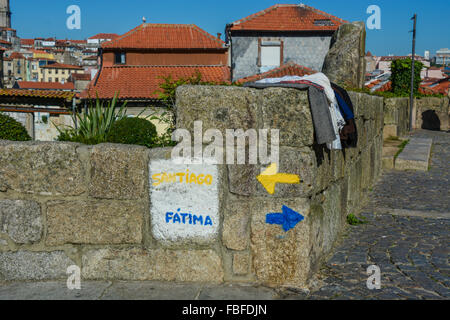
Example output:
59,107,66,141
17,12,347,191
142,16,147,23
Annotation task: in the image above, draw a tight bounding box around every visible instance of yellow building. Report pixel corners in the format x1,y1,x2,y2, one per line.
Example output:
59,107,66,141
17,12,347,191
39,62,84,82
32,50,55,60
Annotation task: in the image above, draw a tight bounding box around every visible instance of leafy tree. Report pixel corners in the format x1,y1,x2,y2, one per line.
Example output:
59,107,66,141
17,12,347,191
390,58,424,95
0,113,32,141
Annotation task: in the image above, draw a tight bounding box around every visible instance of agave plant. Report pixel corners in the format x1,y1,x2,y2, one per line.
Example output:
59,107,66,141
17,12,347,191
55,92,128,144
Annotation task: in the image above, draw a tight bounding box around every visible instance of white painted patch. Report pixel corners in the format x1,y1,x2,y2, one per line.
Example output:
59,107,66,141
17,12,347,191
149,158,220,243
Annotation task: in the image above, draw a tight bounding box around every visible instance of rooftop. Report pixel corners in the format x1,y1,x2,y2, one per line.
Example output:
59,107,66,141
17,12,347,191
81,65,230,100
15,81,75,91
228,4,347,32
89,33,120,40
101,23,226,50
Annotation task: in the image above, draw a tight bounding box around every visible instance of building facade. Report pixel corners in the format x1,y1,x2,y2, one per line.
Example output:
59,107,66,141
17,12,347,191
226,4,347,82
82,22,230,134
39,62,84,82
436,48,450,66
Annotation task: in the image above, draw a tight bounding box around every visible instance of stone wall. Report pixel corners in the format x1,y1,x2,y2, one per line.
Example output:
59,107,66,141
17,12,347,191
0,86,385,288
383,96,449,139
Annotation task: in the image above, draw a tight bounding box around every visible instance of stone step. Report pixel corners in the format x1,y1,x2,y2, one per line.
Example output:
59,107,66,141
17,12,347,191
381,138,407,170
395,138,433,171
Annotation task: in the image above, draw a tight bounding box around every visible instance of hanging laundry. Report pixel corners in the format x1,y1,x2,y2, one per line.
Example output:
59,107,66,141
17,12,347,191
332,83,358,149
248,73,345,150
245,79,336,146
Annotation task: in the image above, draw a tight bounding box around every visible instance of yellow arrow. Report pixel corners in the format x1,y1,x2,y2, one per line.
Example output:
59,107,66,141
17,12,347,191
257,163,301,195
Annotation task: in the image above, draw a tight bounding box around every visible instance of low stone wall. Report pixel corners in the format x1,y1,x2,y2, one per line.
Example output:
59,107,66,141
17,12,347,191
383,96,449,138
0,86,384,288
414,97,449,131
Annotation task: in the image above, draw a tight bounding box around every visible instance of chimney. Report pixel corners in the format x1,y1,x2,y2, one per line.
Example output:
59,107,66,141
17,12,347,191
217,33,222,40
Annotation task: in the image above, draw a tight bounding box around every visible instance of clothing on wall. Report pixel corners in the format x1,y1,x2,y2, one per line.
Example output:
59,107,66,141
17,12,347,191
332,82,358,149
245,74,359,150
246,73,348,150
245,81,337,146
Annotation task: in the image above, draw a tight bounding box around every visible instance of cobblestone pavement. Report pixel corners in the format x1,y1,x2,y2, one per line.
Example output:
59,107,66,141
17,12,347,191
300,130,450,300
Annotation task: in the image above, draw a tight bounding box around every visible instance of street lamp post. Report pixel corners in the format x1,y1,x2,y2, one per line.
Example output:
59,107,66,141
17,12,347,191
410,14,417,132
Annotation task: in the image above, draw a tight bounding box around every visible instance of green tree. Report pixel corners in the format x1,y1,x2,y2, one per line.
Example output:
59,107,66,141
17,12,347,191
390,58,424,95
0,113,32,141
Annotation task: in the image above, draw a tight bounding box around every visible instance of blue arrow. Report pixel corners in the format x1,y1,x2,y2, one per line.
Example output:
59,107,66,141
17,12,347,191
266,206,305,232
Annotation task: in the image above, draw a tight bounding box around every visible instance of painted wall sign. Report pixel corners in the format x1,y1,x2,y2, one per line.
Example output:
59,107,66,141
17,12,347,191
149,159,219,243
266,205,304,232
257,163,301,195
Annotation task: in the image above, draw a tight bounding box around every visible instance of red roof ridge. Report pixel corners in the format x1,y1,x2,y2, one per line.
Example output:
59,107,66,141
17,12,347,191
102,23,225,49
299,3,348,24
190,24,225,46
230,4,348,30
102,64,227,68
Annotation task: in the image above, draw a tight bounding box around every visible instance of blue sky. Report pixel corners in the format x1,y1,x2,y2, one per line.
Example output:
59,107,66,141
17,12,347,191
11,0,449,57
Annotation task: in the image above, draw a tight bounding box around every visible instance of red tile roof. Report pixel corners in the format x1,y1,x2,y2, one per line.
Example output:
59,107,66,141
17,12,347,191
237,61,316,83
41,63,83,70
0,88,75,100
9,52,25,60
102,23,226,50
16,81,75,90
81,65,231,100
421,78,450,95
89,33,119,40
21,38,34,46
228,4,347,31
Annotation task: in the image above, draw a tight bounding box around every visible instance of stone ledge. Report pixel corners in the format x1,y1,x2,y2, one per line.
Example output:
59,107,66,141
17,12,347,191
396,138,432,171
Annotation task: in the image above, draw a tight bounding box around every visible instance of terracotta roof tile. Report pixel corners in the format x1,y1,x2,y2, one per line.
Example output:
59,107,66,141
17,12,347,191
237,61,316,83
89,33,119,40
102,24,225,50
0,88,75,100
229,4,347,32
81,65,230,100
16,81,75,90
21,38,35,46
9,52,25,60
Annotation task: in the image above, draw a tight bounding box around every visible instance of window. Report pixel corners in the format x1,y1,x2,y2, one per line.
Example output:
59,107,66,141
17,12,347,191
48,77,52,82
55,78,59,82
259,40,282,72
55,69,59,74
114,52,126,64
261,46,281,67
